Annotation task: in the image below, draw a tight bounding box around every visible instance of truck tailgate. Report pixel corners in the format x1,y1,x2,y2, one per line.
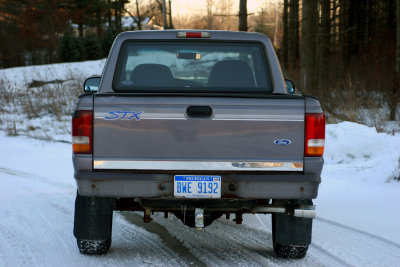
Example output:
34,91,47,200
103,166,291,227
93,95,305,172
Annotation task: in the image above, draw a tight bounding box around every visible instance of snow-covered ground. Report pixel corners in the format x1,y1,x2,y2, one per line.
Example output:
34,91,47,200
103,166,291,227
0,122,399,266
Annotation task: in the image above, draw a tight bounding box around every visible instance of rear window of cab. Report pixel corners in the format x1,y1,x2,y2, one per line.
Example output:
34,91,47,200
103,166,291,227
113,41,272,93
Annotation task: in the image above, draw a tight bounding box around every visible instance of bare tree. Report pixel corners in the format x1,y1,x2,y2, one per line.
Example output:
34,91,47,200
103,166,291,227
168,0,173,29
125,0,152,30
152,0,173,28
205,0,214,29
288,0,299,64
239,0,247,31
318,0,330,93
282,0,289,67
390,0,400,120
217,0,234,30
210,0,235,30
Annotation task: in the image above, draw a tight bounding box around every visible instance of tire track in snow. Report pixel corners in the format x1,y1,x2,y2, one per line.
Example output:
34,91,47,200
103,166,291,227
311,216,400,266
0,220,36,266
122,212,206,266
209,219,283,266
252,213,400,266
193,220,275,266
150,213,328,267
308,244,355,267
0,173,77,266
130,213,228,266
225,214,355,267
149,214,258,266
216,216,355,267
315,217,400,249
0,167,74,191
111,214,189,267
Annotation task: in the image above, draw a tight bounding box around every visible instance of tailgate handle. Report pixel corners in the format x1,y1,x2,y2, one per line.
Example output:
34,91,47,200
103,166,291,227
186,106,213,118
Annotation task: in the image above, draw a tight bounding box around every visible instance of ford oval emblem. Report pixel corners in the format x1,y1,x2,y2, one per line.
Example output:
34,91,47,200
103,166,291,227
274,139,292,146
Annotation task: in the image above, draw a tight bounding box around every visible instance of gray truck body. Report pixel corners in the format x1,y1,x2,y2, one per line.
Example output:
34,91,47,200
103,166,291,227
73,30,323,201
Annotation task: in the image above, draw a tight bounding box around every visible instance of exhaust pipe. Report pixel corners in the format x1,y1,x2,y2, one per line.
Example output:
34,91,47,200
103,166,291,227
294,205,316,218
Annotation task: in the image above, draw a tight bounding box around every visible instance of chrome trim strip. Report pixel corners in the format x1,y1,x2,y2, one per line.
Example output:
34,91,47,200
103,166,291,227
94,112,186,120
93,160,303,171
94,112,303,121
142,113,186,120
213,114,304,121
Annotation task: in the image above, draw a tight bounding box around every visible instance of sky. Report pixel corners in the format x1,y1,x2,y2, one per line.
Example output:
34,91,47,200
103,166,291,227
171,0,279,16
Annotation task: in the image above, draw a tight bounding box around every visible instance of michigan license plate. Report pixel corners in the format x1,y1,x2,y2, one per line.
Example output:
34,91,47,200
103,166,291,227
174,175,221,198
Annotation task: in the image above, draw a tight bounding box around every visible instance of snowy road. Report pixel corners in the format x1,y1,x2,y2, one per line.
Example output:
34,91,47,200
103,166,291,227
1,122,400,266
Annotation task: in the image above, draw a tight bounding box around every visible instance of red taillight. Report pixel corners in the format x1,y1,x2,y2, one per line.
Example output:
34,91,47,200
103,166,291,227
176,31,211,38
72,110,93,154
305,113,325,157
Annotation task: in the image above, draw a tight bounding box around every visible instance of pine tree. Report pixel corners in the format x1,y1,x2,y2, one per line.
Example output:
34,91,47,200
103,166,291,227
59,28,80,62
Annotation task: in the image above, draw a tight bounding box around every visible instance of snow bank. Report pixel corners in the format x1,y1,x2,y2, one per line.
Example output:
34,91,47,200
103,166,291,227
0,59,106,88
326,121,382,163
325,121,400,182
0,60,106,141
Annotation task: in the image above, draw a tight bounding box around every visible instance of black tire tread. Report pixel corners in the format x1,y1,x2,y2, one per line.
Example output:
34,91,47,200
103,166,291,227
77,239,111,255
273,243,308,259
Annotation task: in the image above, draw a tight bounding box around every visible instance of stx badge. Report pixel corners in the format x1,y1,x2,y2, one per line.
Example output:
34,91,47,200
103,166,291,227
104,111,143,121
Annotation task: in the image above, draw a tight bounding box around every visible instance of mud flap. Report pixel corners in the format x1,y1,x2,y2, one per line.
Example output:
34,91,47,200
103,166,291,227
73,193,114,241
272,200,313,247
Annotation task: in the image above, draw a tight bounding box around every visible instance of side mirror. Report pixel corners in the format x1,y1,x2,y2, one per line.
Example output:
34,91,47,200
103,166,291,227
285,79,295,94
83,77,101,93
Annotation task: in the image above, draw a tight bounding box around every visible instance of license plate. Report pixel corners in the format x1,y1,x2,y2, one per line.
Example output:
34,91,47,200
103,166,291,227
174,175,221,198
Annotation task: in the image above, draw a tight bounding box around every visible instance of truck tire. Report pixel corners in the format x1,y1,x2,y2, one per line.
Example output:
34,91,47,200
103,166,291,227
73,192,114,255
273,243,308,259
77,239,111,255
272,200,313,259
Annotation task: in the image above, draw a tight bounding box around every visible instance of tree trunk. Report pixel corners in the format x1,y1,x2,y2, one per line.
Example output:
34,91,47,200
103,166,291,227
273,3,279,47
364,0,369,49
388,0,395,30
339,0,347,61
288,0,299,68
108,0,112,30
239,0,247,31
115,0,122,33
390,0,400,120
135,0,142,30
293,0,299,59
97,8,103,39
168,0,173,29
318,0,330,93
47,2,55,63
282,0,289,68
300,0,318,95
162,0,167,29
206,0,213,29
78,23,84,39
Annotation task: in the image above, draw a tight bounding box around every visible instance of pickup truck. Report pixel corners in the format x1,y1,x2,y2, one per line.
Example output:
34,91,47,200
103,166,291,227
72,30,325,259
